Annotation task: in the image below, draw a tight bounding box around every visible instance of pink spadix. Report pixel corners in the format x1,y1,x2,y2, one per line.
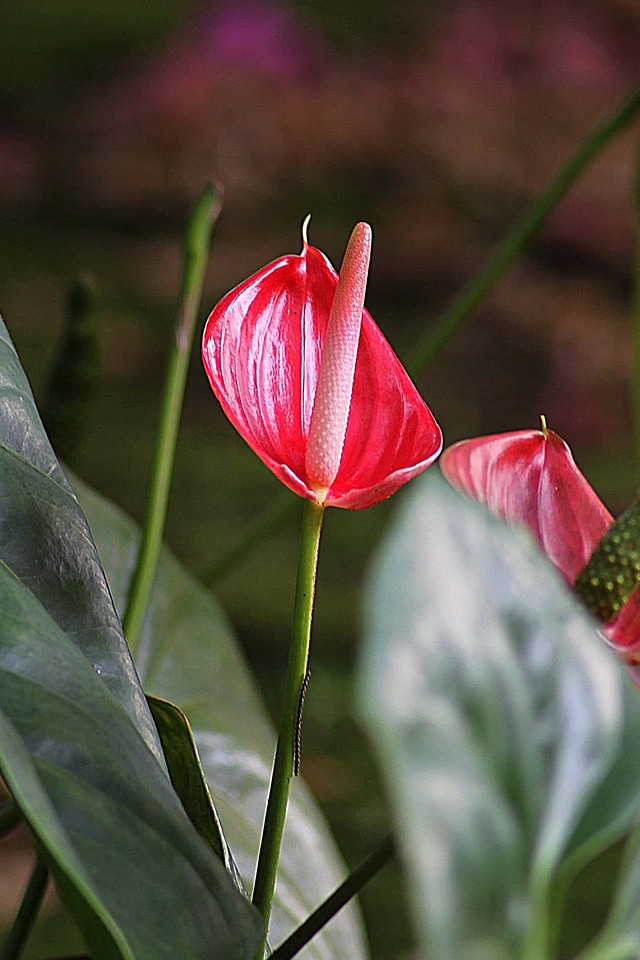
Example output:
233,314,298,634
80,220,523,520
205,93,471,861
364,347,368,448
305,222,372,502
202,220,442,509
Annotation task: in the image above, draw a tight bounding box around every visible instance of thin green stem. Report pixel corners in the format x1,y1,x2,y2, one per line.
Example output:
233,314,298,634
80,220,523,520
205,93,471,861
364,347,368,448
252,498,325,957
201,491,296,587
269,834,395,960
522,870,565,960
1,857,49,960
522,902,549,960
408,84,640,377
122,184,222,644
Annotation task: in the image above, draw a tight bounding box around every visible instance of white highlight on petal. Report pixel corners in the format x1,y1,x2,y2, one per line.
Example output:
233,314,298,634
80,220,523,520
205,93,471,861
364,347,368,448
305,222,372,499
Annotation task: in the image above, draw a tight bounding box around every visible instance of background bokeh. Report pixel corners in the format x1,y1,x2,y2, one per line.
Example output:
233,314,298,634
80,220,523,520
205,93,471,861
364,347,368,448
2,1,640,957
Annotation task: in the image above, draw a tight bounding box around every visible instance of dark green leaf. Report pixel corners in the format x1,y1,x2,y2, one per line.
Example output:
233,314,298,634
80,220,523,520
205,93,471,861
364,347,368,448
0,316,160,761
0,563,261,960
0,315,261,958
358,471,640,960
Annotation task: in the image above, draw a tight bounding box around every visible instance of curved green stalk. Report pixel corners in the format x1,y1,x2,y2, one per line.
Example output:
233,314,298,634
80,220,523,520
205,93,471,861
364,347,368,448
408,84,640,377
252,498,325,957
0,857,49,960
522,887,550,960
122,184,222,644
269,834,395,960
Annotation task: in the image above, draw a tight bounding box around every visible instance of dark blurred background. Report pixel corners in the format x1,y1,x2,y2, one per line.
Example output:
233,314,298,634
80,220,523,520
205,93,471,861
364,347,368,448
2,0,640,956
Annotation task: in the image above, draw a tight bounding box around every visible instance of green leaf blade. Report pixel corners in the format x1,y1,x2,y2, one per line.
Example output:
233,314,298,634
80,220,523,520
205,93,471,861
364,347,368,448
0,314,262,958
0,566,262,960
0,315,161,761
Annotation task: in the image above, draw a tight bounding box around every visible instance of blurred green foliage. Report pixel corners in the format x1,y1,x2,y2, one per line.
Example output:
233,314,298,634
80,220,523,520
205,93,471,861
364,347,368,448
0,0,191,105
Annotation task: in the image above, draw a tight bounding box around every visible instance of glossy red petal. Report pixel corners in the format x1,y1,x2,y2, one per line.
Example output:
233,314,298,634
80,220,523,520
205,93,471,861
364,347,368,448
440,429,613,583
202,243,442,509
203,248,324,502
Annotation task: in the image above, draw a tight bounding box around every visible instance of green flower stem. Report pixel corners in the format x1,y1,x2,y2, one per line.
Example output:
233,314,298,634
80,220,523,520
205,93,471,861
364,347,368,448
269,833,395,960
408,84,640,377
122,184,222,644
0,857,49,960
522,902,549,960
252,498,325,956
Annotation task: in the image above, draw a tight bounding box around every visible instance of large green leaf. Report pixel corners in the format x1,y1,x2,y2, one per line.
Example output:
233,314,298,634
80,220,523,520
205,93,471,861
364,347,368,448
358,471,640,960
0,565,261,960
0,315,261,958
75,476,368,960
0,317,160,760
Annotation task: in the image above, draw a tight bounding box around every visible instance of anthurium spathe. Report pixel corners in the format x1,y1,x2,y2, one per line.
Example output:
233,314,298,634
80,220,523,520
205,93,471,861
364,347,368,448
440,424,613,584
202,221,442,509
440,423,640,661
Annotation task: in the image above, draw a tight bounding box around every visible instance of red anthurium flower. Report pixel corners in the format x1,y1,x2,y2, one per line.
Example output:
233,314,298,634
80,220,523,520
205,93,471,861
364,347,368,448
440,424,612,584
202,221,442,509
440,423,640,663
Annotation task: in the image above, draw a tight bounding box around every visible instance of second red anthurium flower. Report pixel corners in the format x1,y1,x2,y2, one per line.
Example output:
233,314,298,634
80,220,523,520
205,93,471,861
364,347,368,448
440,423,613,584
202,221,442,509
440,422,640,662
